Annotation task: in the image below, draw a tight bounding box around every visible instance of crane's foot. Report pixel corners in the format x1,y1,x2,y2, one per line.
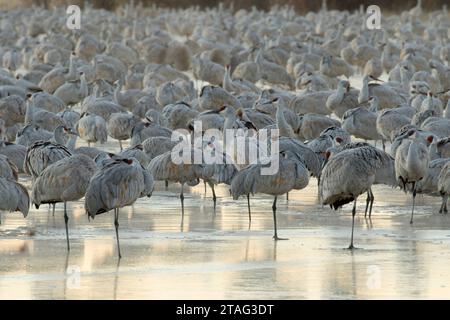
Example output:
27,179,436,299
347,244,358,250
273,236,289,241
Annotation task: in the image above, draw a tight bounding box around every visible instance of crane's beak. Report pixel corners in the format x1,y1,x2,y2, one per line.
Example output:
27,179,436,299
371,76,384,82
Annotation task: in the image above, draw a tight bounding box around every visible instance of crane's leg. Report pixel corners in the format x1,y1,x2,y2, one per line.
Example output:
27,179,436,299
349,198,357,249
204,181,207,195
119,140,123,151
64,202,70,252
52,203,56,217
382,139,386,152
165,180,168,191
209,182,217,210
88,141,91,148
272,196,288,241
364,191,370,218
445,197,448,214
410,182,416,224
368,188,375,218
440,195,448,214
247,194,251,226
114,208,122,259
180,183,185,221
286,192,289,201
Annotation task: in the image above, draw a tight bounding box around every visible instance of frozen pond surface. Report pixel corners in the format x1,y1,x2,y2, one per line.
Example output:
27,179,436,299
1,174,450,299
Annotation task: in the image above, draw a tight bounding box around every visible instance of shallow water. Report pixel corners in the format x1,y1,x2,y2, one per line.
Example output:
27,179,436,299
2,73,448,299
1,173,450,299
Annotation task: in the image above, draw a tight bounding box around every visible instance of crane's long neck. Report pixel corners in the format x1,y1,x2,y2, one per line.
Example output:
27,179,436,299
67,55,76,80
130,124,143,146
53,127,66,145
406,141,427,175
79,74,88,98
66,134,77,151
114,81,122,104
400,68,410,92
335,82,345,103
276,103,295,138
223,67,233,92
223,110,237,131
358,78,369,103
25,100,34,125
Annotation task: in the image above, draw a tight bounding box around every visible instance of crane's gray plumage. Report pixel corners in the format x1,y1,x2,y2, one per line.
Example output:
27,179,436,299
24,140,72,180
0,140,27,173
31,154,97,251
0,154,18,180
231,150,309,239
85,157,154,258
0,177,29,222
438,161,450,214
76,113,108,147
320,146,395,248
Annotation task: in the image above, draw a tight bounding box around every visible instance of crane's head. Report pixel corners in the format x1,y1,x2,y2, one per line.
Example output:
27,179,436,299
63,126,79,136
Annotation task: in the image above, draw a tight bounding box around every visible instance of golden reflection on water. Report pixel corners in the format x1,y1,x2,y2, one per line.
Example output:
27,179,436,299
2,129,450,299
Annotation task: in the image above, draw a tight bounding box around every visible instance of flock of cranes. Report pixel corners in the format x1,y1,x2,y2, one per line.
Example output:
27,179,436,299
0,1,450,259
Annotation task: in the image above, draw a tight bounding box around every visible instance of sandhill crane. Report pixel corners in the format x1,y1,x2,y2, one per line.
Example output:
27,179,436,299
31,154,97,251
15,124,53,147
148,148,208,219
0,95,27,127
326,143,396,217
434,138,450,158
54,72,88,106
156,81,187,107
133,94,161,119
58,109,81,128
76,113,108,147
85,157,154,259
289,90,333,115
107,113,139,150
359,75,407,109
162,101,199,130
0,140,27,174
420,91,443,116
297,114,341,141
0,154,18,180
38,52,77,93
255,50,294,89
113,79,147,111
231,150,309,240
438,162,450,214
420,118,450,138
198,85,241,112
414,158,450,212
192,55,225,86
24,126,78,180
320,146,395,248
30,92,66,114
130,121,172,146
319,126,351,145
376,107,412,149
342,103,382,142
25,94,66,132
326,80,359,118
118,144,149,167
232,60,260,83
395,132,433,224
320,55,353,78
0,177,29,224
223,65,258,95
